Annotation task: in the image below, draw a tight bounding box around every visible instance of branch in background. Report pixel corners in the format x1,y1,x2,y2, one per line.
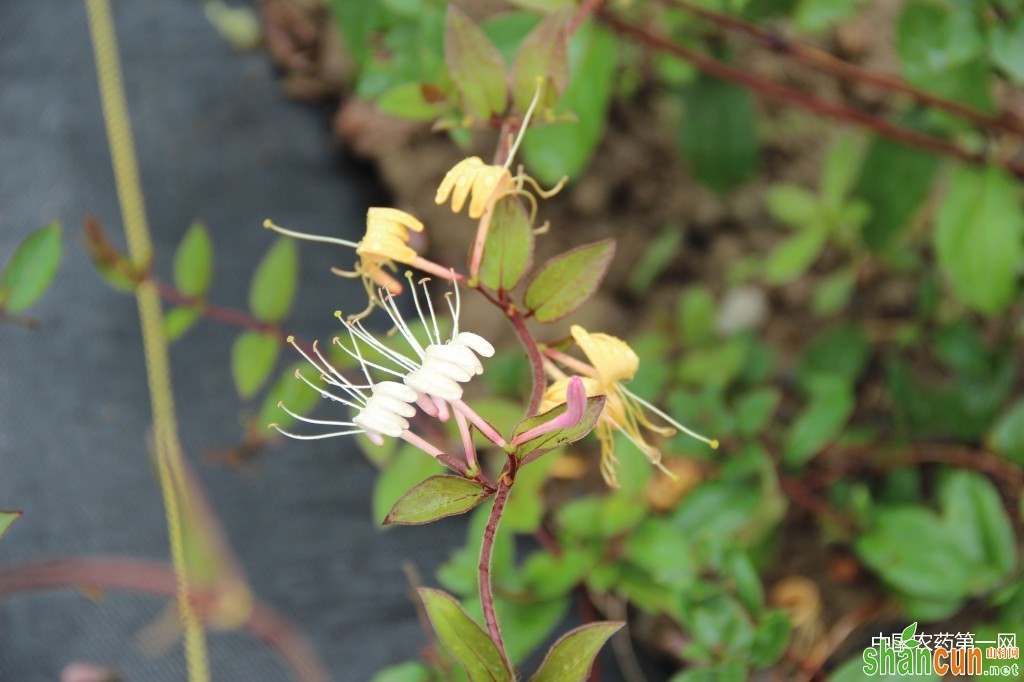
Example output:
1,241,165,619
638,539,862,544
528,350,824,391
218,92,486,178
812,443,1024,495
0,558,332,682
598,10,1024,180
661,0,1024,138
779,475,857,534
83,217,314,352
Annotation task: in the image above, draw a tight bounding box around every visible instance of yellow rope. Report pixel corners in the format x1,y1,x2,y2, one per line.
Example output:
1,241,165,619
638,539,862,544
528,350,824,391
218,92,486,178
84,1,211,679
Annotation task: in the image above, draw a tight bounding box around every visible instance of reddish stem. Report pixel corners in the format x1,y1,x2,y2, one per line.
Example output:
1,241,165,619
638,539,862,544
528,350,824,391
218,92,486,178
662,0,1024,137
0,558,331,682
479,477,513,669
598,10,1024,180
153,280,280,338
506,307,546,416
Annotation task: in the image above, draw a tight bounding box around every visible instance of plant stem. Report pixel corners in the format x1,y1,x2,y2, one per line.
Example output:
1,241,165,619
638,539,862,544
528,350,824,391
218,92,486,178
479,476,513,668
662,0,1024,137
598,10,1024,180
508,306,547,416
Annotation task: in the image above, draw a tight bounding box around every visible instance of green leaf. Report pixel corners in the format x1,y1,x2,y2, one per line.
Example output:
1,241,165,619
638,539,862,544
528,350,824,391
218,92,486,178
897,1,984,80
369,662,433,682
677,286,716,346
992,18,1024,83
483,12,541,64
512,396,605,462
377,82,443,121
680,73,760,193
0,511,21,540
939,470,1017,589
529,622,623,682
373,446,445,524
0,222,61,313
812,268,855,316
766,184,819,228
522,550,595,600
511,8,570,111
164,306,203,342
763,228,828,285
896,2,990,114
934,166,1023,316
901,621,918,645
820,134,862,209
174,221,214,298
418,588,512,682
796,323,869,386
783,375,854,468
627,225,685,296
231,331,280,399
523,239,615,323
855,130,940,250
445,6,507,120
522,25,618,184
249,238,298,323
384,475,491,525
478,196,534,293
749,610,792,668
328,0,381,68
260,362,325,431
624,518,696,591
854,505,972,601
733,387,780,438
989,398,1024,464
503,449,556,533
504,0,573,12
794,0,868,33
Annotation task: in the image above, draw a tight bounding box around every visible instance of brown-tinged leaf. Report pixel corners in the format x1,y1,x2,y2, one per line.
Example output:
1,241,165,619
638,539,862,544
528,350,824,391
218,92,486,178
511,7,571,111
445,6,508,120
523,240,615,322
384,476,491,525
418,587,513,682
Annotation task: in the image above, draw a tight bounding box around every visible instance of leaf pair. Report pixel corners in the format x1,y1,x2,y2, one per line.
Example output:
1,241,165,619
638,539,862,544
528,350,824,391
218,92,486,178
445,6,570,120
420,587,621,682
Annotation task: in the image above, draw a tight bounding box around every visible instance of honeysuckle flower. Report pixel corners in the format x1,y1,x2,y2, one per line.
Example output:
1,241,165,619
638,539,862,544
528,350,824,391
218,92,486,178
541,325,718,488
264,208,455,318
434,79,568,278
270,336,419,448
436,157,515,220
337,275,505,447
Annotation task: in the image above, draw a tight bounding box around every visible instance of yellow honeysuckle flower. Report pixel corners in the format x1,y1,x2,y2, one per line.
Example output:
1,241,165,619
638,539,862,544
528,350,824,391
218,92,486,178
435,157,515,219
541,325,718,488
264,208,453,318
357,207,424,264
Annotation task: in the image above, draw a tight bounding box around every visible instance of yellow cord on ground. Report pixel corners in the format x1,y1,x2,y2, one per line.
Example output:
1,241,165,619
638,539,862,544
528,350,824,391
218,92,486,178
84,1,211,679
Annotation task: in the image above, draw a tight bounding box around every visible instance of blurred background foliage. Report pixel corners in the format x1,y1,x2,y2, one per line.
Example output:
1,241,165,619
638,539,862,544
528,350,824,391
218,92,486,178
294,0,1024,679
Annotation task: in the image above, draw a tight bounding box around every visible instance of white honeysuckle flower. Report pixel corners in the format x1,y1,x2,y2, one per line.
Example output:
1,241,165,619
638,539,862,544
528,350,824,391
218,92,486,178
271,336,418,447
273,275,505,451
337,275,505,446
342,275,495,405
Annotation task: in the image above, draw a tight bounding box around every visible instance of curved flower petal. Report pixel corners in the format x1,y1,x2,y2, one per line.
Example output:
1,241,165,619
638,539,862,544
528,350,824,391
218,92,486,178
570,325,639,385
435,157,513,219
357,207,423,264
